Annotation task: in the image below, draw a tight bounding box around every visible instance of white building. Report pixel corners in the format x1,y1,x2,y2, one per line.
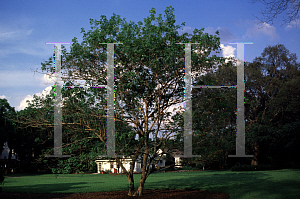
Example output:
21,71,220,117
95,148,168,173
95,148,183,173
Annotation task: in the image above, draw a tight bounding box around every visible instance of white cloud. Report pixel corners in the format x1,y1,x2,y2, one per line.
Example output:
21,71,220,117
220,44,236,59
285,19,300,30
16,95,35,111
16,86,52,111
245,22,279,40
0,95,13,107
36,73,57,86
15,76,93,112
43,73,55,83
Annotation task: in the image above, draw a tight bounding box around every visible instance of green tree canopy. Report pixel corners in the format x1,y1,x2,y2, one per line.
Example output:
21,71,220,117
15,6,230,196
0,98,16,156
245,44,300,166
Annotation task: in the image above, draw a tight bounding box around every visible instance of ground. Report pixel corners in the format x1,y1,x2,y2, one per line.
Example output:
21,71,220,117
0,189,230,198
0,170,231,198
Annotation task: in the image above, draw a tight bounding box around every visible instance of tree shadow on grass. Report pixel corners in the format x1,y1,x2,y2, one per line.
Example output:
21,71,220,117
143,170,300,199
1,181,103,193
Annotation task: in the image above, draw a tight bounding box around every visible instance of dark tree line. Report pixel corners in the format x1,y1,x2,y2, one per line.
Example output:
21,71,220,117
1,44,299,175
170,44,300,169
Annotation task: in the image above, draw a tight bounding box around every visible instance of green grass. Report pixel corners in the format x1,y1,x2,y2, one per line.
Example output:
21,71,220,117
1,169,300,199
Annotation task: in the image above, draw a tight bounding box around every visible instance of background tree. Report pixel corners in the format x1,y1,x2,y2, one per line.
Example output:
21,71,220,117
0,98,18,174
170,44,300,169
1,98,49,174
8,97,62,173
244,44,300,166
29,6,229,196
192,63,238,170
169,61,238,170
251,0,300,26
0,98,16,155
12,81,136,174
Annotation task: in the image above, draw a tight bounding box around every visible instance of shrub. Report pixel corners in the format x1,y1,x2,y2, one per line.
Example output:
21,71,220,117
87,161,97,173
282,162,300,169
51,158,98,174
52,166,72,174
36,170,52,174
51,168,60,174
231,164,282,171
182,166,193,170
161,165,176,172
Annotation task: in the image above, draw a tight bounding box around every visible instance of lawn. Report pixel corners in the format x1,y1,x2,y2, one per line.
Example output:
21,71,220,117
1,169,300,199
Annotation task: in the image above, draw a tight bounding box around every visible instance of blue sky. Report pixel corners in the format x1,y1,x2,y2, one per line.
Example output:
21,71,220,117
1,0,299,112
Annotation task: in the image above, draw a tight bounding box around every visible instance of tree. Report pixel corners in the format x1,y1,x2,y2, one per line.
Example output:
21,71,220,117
19,6,228,196
192,64,238,169
244,44,300,166
7,99,61,173
0,98,17,174
251,0,300,26
12,82,136,174
1,98,46,174
171,44,300,169
169,61,238,170
0,98,16,154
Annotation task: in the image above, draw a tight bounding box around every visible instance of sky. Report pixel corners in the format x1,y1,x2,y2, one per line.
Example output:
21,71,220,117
1,0,299,113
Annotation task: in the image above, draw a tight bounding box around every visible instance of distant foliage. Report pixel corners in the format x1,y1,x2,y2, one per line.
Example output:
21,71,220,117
231,164,282,171
51,156,98,174
181,166,193,170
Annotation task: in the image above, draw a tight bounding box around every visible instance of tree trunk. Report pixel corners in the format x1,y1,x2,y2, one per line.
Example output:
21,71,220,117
251,142,259,166
133,170,147,196
127,174,135,196
224,152,228,168
127,147,151,196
